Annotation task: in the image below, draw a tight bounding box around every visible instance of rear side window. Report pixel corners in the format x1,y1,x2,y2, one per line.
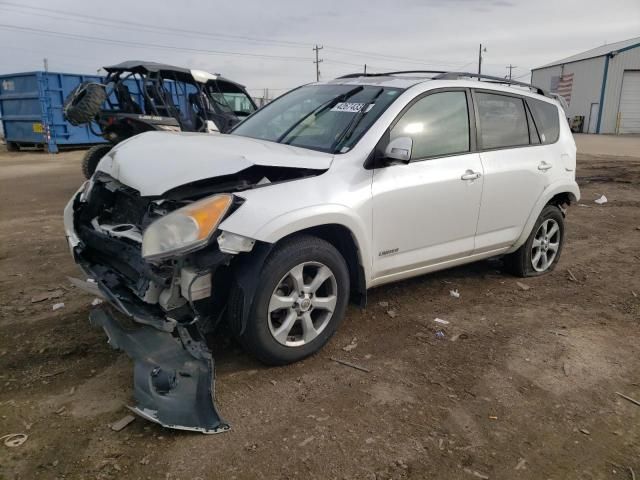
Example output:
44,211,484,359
476,92,529,149
390,91,470,160
526,98,560,144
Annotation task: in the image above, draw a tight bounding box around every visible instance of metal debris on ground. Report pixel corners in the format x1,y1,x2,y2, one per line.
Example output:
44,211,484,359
514,458,526,471
579,428,590,435
52,302,65,311
330,357,370,373
378,301,389,307
91,298,103,306
450,332,468,342
111,414,136,432
463,468,490,479
449,289,460,298
594,194,608,204
342,338,358,352
567,269,578,282
298,436,315,447
1,433,28,447
435,330,446,340
549,330,568,337
31,289,64,303
516,282,530,291
434,318,450,325
386,309,398,318
615,392,640,408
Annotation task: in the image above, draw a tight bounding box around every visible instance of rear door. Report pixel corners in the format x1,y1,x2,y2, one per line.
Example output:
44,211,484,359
472,90,559,253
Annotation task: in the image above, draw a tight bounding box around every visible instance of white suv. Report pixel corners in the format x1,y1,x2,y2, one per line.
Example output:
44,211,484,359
64,72,579,433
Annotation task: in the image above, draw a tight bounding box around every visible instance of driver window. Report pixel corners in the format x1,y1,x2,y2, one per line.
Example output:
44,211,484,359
390,91,470,160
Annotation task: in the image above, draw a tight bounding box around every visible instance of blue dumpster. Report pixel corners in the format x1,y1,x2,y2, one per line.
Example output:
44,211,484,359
0,71,107,153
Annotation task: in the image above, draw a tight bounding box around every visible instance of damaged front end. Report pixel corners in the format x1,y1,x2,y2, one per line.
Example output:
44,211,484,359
65,175,238,433
63,167,306,433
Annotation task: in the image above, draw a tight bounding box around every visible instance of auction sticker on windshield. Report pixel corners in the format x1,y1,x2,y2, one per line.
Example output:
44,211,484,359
331,102,369,113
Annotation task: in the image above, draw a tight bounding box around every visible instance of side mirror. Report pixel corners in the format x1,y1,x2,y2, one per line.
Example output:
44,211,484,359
384,136,412,163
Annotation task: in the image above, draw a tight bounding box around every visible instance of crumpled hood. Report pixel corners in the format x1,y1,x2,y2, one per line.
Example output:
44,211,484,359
97,131,334,196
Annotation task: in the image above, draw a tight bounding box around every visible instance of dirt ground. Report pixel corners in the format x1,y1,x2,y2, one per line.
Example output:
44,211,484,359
0,136,639,480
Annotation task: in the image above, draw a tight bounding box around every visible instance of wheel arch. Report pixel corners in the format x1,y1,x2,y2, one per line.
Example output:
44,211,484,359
226,222,368,337
509,181,580,252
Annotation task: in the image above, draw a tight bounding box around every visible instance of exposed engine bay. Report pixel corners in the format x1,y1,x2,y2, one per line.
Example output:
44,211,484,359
66,164,326,433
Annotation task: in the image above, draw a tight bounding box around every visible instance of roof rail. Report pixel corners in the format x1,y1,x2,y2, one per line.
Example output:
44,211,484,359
336,70,549,97
338,70,447,79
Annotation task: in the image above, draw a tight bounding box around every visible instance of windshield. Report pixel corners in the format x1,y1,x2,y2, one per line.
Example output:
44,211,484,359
231,84,402,153
205,82,256,117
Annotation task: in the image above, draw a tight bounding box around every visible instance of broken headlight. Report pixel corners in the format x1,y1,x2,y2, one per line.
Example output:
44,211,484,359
142,194,233,261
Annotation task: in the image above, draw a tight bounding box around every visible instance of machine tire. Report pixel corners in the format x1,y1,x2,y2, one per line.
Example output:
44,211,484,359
82,144,112,178
6,141,19,152
63,82,106,126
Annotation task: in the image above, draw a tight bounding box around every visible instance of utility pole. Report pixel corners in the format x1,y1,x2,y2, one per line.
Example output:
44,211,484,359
43,57,48,72
313,44,323,82
364,64,367,75
506,64,517,80
477,44,486,79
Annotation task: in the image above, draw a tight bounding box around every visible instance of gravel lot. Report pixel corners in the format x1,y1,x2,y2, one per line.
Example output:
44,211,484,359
0,136,639,479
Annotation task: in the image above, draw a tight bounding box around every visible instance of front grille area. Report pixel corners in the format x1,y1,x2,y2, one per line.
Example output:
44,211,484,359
74,175,175,300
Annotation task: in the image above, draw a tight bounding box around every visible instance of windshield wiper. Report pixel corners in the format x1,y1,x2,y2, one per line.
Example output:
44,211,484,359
277,85,364,144
331,87,384,153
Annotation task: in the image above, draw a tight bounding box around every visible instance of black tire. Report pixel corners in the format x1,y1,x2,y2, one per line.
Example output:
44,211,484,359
82,144,112,179
63,82,106,126
232,235,350,366
504,205,565,277
6,141,19,152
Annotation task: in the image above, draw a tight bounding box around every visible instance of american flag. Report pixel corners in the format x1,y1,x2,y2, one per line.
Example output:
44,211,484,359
556,73,574,106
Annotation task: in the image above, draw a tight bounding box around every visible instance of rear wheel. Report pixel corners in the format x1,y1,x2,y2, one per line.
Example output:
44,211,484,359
504,205,564,277
6,142,19,152
82,144,112,178
232,235,350,365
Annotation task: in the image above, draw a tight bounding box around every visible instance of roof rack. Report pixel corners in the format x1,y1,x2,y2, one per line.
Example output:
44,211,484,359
337,70,549,97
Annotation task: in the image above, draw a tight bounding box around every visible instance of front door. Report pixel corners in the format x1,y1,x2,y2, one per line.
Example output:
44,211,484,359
371,89,483,280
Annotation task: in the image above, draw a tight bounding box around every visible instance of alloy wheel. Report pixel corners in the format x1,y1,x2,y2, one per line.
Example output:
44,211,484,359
531,218,560,272
267,262,338,347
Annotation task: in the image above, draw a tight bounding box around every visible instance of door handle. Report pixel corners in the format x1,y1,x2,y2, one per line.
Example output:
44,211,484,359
538,161,553,171
461,170,482,181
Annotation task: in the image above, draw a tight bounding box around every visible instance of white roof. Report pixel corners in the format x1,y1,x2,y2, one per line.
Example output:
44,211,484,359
534,36,640,70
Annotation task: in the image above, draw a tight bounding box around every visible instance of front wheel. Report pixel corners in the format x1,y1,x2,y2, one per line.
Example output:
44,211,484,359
232,235,350,366
504,204,565,277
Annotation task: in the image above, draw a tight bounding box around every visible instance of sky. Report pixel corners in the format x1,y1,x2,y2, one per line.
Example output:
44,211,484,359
0,0,638,98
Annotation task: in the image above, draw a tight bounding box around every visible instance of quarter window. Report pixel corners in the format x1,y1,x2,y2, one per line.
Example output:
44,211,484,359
390,91,470,160
476,92,529,149
526,98,560,144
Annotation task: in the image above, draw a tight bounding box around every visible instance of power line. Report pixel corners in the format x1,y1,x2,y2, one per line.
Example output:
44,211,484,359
325,45,472,68
0,2,477,72
0,1,310,50
506,64,517,80
0,24,311,62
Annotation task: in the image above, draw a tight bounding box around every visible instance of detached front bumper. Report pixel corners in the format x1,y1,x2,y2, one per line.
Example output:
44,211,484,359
64,189,229,434
90,308,228,434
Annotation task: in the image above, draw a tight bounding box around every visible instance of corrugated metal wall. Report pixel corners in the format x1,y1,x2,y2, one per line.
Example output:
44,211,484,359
531,56,605,131
601,46,640,133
